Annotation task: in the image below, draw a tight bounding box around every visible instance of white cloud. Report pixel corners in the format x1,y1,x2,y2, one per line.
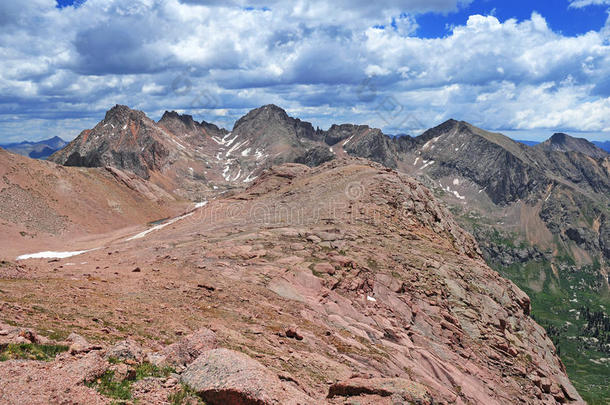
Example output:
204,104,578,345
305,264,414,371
0,1,609,143
569,0,610,8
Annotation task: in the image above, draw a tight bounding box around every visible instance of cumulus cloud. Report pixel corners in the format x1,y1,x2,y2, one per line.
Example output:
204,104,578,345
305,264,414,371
0,0,609,143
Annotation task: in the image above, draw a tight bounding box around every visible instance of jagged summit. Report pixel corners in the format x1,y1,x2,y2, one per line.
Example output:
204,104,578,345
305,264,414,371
233,104,293,130
535,132,608,159
103,104,146,123
159,110,199,128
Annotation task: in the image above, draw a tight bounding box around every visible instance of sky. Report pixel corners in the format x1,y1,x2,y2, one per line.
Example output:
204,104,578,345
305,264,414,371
1,0,610,143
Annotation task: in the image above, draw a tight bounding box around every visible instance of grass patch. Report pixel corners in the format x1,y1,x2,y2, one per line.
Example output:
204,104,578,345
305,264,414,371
87,370,132,401
169,384,205,405
86,362,176,401
0,343,68,362
135,362,174,379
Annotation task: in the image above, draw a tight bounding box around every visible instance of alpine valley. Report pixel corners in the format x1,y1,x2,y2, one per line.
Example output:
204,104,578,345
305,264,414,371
1,104,608,404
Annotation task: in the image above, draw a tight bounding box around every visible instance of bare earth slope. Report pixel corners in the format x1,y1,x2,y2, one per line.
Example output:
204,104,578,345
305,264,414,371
1,158,582,404
0,147,185,259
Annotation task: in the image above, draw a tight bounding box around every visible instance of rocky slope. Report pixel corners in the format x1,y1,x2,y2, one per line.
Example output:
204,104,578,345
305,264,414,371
0,147,185,259
1,158,582,404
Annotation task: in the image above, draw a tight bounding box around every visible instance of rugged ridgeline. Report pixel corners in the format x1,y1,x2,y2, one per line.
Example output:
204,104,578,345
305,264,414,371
0,147,185,259
1,159,583,404
50,105,334,200
398,120,609,267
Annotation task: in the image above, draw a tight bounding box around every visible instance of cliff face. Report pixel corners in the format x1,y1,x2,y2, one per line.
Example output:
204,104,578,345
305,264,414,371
2,158,583,404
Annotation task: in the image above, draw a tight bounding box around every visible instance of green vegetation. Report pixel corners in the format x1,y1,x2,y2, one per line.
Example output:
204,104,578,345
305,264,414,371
86,361,175,402
89,370,132,401
0,343,68,361
496,259,610,404
168,385,205,405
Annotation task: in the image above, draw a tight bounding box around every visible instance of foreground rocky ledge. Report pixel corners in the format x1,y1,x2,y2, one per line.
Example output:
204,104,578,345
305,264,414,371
0,159,584,404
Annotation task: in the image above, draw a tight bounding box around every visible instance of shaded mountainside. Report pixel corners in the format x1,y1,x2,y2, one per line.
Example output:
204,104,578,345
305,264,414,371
1,159,583,404
0,136,67,159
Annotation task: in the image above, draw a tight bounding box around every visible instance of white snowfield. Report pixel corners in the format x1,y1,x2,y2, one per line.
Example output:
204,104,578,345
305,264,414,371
16,249,98,261
126,212,194,241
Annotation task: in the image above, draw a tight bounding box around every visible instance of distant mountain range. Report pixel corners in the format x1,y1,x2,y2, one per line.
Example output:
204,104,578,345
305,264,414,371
0,136,67,159
593,140,610,153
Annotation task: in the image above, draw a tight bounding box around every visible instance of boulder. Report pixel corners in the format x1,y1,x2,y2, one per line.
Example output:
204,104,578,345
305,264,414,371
328,377,432,403
157,328,218,367
314,263,335,275
181,348,313,404
104,339,144,363
67,332,101,354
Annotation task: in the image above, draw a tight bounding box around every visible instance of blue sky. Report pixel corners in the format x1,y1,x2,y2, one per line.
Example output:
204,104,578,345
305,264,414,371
0,0,609,142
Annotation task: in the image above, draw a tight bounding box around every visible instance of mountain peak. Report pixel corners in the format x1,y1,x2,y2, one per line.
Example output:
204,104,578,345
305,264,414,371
549,132,569,143
232,104,294,132
536,132,608,159
159,110,199,128
104,104,146,123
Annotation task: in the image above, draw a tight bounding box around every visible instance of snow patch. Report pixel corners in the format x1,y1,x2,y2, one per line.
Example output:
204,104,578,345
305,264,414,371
227,139,248,156
453,178,460,186
17,249,99,261
366,295,377,302
420,160,434,170
243,173,257,183
126,212,194,241
453,190,466,200
241,148,252,157
422,136,440,150
342,135,355,147
232,168,242,181
194,201,208,208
